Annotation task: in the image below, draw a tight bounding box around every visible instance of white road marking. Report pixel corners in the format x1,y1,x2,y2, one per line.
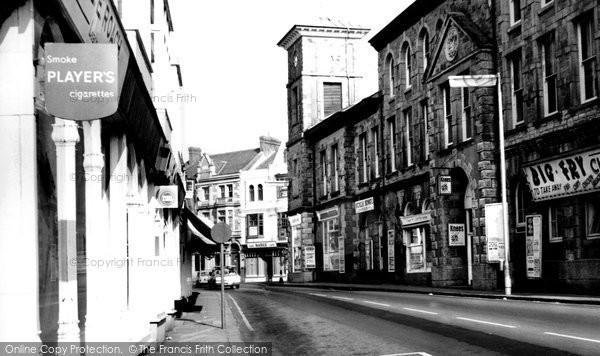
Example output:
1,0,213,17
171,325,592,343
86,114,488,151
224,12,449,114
456,317,516,328
332,296,354,301
364,300,391,307
403,307,438,315
380,352,433,356
309,293,328,297
544,332,600,344
228,295,254,331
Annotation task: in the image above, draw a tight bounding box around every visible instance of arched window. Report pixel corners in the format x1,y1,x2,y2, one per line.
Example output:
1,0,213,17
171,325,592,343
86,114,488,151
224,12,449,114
420,29,430,71
386,54,395,96
403,43,412,89
258,184,263,201
249,185,255,201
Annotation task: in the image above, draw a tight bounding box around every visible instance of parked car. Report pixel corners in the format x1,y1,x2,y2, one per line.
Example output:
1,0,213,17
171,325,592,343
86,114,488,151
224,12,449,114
208,266,241,289
195,271,210,287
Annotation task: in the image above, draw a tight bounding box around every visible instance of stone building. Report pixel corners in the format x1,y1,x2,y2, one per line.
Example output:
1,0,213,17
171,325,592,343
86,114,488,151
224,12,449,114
499,0,600,294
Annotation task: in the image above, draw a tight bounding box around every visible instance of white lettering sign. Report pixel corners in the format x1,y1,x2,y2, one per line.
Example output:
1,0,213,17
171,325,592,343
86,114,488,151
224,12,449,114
355,197,375,214
387,230,395,272
526,215,542,279
485,203,505,262
304,246,316,269
448,223,466,246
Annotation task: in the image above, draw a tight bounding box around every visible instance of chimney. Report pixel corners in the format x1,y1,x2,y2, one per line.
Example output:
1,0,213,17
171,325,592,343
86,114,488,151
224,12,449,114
259,136,281,155
188,147,202,164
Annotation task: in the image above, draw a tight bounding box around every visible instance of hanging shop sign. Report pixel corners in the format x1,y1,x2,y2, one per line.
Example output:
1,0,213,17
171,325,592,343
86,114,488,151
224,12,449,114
399,213,431,228
387,230,395,272
438,175,452,195
288,214,302,226
303,246,316,269
525,215,542,279
524,148,600,201
355,197,375,214
155,186,178,209
247,241,277,249
338,236,345,274
448,223,466,246
485,203,505,263
45,43,118,120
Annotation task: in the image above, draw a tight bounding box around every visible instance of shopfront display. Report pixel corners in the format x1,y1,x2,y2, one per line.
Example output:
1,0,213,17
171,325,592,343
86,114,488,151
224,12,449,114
400,213,431,274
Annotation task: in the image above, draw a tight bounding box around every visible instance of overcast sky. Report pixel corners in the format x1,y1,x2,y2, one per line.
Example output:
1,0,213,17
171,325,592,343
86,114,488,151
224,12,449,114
170,0,415,157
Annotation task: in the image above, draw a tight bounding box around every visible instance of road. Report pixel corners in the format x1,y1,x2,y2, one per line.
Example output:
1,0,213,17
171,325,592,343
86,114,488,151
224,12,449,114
224,284,600,356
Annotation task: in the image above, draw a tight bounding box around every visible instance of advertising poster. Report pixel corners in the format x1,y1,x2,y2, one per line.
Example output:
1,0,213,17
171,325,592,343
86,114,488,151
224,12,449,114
448,223,466,246
387,230,395,272
303,246,316,269
485,203,505,263
526,215,543,279
338,236,345,274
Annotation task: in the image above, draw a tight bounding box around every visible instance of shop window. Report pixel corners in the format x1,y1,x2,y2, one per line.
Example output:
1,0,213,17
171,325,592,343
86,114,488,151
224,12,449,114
548,205,563,243
586,199,600,239
273,256,286,276
405,226,429,273
247,214,263,238
578,14,597,102
246,257,258,276
322,217,340,271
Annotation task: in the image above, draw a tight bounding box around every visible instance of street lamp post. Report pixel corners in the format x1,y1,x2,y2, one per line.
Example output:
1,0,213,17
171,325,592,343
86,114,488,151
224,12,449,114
449,73,512,295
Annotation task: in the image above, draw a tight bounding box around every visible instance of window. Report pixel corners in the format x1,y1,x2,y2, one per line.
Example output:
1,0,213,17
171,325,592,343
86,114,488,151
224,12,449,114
387,117,397,173
548,205,562,243
292,159,298,196
277,212,289,242
541,0,553,7
202,212,210,220
404,44,412,89
371,127,380,178
404,109,413,166
515,181,531,226
405,226,429,273
541,35,558,116
186,180,193,193
219,185,225,198
386,54,395,96
510,53,524,126
578,15,597,102
421,30,430,72
249,185,255,201
323,82,342,116
247,214,264,237
421,101,429,159
245,257,258,276
321,217,340,271
227,184,233,198
461,87,472,141
150,0,154,24
218,210,226,224
291,86,300,123
360,133,368,183
443,85,453,147
227,210,233,227
320,150,328,195
510,0,521,25
332,144,339,191
258,184,263,201
202,186,209,201
586,199,600,239
150,32,155,63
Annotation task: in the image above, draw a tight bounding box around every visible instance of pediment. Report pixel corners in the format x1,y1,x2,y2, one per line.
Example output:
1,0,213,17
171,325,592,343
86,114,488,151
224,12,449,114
425,12,493,81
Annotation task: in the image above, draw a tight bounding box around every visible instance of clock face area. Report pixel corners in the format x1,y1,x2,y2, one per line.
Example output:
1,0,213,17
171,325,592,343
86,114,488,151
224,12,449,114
444,26,459,62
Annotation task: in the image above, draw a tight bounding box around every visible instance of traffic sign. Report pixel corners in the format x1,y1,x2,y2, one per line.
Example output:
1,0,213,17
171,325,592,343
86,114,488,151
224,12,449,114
211,223,232,243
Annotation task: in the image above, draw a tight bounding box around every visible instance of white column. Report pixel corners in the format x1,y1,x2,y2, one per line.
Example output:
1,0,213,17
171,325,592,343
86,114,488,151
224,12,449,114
82,120,112,341
0,1,41,342
52,119,81,342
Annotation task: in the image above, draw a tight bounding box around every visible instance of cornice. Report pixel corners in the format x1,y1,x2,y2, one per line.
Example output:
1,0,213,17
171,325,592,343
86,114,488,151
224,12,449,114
277,25,370,50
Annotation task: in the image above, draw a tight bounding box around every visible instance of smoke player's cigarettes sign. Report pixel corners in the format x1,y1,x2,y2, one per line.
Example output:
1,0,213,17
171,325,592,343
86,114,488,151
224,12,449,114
45,43,118,121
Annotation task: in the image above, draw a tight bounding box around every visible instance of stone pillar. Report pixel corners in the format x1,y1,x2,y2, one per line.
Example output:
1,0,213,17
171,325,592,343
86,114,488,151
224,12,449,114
82,120,111,341
52,119,81,342
0,1,41,342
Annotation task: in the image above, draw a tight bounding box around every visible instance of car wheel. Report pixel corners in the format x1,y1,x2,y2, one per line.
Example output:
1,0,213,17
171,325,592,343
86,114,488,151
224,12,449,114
235,285,240,289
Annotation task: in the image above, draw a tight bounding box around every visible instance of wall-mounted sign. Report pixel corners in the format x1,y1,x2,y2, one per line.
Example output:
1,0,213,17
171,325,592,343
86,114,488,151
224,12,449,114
317,207,338,221
400,213,431,228
288,214,302,226
45,43,118,121
155,186,178,209
247,241,277,249
438,175,452,195
338,236,345,274
485,203,505,263
303,246,316,269
448,223,466,246
248,226,259,236
524,148,600,201
355,197,375,214
526,215,542,279
387,230,395,272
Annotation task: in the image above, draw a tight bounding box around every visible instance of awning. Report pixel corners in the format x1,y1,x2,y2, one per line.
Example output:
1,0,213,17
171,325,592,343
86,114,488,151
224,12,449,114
185,207,218,251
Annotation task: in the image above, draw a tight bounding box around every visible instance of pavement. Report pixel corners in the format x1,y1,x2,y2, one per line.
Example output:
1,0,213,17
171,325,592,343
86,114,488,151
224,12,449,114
267,281,600,305
164,287,243,343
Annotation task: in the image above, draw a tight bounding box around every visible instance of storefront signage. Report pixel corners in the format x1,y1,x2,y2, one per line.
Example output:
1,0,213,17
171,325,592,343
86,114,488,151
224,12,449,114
338,236,345,274
387,230,395,272
448,223,466,246
317,207,338,221
155,186,178,209
248,227,259,236
524,148,600,201
303,246,316,269
438,175,452,195
45,43,118,120
355,197,375,214
247,241,277,249
485,203,505,263
288,214,302,226
526,215,542,279
400,213,431,228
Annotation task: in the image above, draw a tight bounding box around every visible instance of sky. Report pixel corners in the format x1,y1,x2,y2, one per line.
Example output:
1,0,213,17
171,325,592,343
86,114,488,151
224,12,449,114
170,0,415,157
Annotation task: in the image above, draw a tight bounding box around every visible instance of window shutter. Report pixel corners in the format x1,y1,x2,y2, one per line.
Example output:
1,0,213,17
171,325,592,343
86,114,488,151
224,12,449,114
324,83,342,116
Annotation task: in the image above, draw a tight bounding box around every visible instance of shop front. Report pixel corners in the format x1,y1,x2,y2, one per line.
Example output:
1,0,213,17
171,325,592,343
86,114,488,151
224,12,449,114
243,241,288,283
